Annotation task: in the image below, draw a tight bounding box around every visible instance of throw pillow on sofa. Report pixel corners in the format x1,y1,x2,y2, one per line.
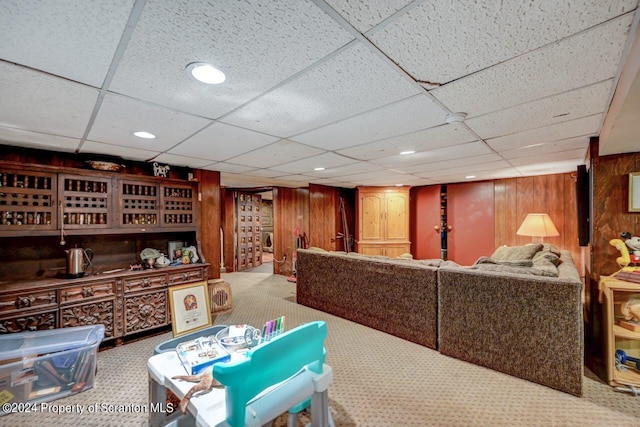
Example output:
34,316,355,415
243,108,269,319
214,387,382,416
489,243,543,266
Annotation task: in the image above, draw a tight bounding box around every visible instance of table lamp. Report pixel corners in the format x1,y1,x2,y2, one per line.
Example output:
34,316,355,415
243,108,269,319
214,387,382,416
516,213,559,244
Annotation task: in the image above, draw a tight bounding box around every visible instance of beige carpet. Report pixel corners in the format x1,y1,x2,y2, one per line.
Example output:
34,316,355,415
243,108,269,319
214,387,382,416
4,271,640,426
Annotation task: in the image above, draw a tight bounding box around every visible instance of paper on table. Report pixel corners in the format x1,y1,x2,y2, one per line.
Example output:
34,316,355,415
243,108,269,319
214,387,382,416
228,324,247,338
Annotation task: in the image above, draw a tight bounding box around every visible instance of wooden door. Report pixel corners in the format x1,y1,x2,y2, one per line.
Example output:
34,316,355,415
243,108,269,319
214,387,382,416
447,181,495,266
359,191,384,241
410,185,442,260
385,191,409,241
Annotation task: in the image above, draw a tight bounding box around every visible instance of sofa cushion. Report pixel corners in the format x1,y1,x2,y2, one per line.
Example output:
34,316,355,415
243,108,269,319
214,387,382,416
489,244,543,265
533,249,562,267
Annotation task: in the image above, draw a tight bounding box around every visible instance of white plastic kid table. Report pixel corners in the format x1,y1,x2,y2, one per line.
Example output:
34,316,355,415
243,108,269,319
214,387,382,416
147,323,333,427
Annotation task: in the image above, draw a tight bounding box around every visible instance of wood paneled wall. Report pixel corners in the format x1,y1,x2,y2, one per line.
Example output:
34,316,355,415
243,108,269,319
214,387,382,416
272,187,309,276
494,173,582,276
196,169,221,279
410,173,581,273
591,152,640,279
308,184,356,252
585,148,640,381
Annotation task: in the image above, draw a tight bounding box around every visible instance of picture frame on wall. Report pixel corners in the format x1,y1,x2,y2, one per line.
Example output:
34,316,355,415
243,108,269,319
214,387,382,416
630,172,640,212
168,281,212,337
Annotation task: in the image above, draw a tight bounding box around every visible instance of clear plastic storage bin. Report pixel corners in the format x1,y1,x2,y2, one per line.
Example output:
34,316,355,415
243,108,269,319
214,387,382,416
0,324,105,415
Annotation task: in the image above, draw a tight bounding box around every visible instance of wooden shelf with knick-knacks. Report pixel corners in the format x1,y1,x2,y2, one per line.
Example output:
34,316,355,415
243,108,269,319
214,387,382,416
0,167,58,232
0,161,199,237
600,274,640,388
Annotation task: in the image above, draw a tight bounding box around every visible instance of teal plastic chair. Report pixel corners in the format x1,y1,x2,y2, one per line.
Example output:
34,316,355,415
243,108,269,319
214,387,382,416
213,321,333,427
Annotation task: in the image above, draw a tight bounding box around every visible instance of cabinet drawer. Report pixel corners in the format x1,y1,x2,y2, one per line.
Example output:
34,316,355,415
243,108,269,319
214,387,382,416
124,290,167,335
59,298,116,339
59,279,116,304
122,273,167,293
0,289,57,315
167,267,204,286
0,308,58,333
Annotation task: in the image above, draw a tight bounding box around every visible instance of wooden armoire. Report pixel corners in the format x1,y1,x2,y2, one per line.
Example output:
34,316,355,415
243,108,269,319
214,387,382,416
355,186,410,257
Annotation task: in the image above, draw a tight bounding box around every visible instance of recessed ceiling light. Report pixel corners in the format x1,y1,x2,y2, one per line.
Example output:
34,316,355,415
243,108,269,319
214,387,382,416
400,150,415,155
445,112,467,124
395,183,404,186
465,175,476,179
186,62,226,84
314,167,325,171
133,131,156,139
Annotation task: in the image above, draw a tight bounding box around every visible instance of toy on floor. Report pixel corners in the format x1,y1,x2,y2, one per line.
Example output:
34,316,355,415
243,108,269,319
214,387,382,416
614,385,640,396
615,349,640,371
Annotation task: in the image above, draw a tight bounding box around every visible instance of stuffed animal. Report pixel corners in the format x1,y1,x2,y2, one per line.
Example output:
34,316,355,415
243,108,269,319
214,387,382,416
622,298,640,322
626,236,640,252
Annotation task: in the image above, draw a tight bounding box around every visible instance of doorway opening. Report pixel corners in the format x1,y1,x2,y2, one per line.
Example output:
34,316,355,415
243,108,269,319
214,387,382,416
226,188,273,274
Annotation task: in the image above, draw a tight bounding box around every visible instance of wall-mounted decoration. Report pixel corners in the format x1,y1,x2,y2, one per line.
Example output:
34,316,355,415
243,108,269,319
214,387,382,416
630,173,640,212
153,162,170,178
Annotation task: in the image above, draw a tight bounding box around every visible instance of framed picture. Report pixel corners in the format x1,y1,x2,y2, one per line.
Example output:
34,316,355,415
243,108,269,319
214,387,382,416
168,241,185,262
630,172,640,212
168,281,212,337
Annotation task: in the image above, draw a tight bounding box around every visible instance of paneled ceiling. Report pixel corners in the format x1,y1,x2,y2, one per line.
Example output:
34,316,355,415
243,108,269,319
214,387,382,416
1,0,639,188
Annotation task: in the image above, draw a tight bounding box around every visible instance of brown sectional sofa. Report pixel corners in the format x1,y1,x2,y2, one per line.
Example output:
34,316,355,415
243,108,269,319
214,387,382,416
295,246,584,397
438,249,583,397
296,248,440,349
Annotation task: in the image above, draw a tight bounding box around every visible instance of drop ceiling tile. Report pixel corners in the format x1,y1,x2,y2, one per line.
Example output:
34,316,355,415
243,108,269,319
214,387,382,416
273,174,314,183
309,177,359,188
206,162,257,174
169,122,279,162
311,161,383,178
430,15,633,117
269,152,358,174
241,169,286,178
291,94,448,150
324,0,414,33
88,93,211,151
220,172,302,188
487,116,600,152
0,126,80,153
372,141,494,168
337,123,476,160
151,153,214,169
0,0,133,86
429,167,523,184
370,0,636,83
0,63,98,138
333,169,397,183
109,0,354,119
356,174,416,186
467,81,612,139
509,149,587,167
411,159,512,178
500,136,589,159
80,140,160,161
225,139,324,169
515,159,585,176
222,42,421,137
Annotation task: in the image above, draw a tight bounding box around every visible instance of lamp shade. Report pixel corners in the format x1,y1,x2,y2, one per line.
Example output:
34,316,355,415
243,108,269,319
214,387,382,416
516,214,559,241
